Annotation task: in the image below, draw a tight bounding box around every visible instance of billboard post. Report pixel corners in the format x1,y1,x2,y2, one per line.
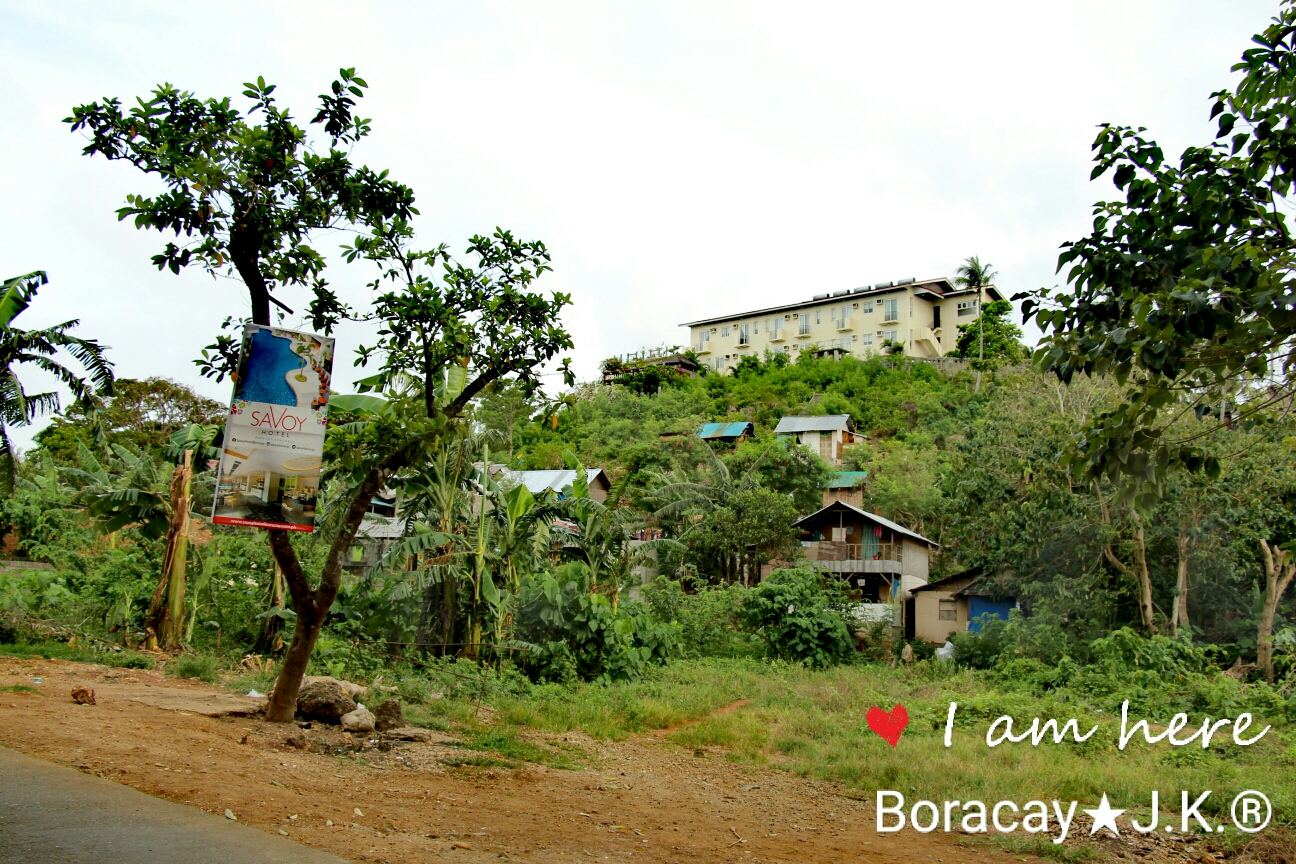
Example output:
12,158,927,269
211,324,335,533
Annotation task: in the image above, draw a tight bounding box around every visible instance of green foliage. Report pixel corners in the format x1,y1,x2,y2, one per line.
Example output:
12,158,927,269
1019,6,1296,497
0,271,114,492
950,299,1026,368
640,577,760,658
600,356,690,396
32,378,224,463
514,562,680,683
0,567,74,615
67,69,416,348
737,568,854,668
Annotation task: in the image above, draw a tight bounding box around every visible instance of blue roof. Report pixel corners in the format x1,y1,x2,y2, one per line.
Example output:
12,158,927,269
697,421,754,440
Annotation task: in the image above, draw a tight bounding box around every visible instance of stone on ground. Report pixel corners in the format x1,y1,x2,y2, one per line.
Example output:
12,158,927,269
374,698,403,731
295,681,355,724
340,707,375,733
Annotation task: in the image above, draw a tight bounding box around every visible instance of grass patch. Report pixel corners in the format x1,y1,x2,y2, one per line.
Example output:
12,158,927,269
468,657,1296,828
0,684,41,694
489,657,775,739
989,835,1100,862
0,641,154,669
168,653,219,683
462,728,584,770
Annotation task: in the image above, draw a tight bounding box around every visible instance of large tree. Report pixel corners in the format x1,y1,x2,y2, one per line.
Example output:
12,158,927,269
258,220,573,720
73,73,574,720
1019,4,1296,504
67,68,416,365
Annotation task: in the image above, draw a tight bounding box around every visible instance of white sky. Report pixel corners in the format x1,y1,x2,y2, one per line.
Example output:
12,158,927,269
0,0,1278,448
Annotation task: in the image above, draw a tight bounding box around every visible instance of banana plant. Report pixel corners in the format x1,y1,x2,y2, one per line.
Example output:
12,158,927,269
557,450,679,612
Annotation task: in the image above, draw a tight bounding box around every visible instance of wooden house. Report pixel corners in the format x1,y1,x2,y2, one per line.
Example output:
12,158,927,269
792,501,938,604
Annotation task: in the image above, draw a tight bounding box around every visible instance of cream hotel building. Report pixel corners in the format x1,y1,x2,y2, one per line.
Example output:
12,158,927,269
681,276,1003,372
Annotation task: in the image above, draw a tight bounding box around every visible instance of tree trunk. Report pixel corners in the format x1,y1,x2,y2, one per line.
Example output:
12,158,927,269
1095,484,1156,632
1128,510,1156,633
1172,527,1191,632
977,285,984,365
256,559,287,653
1258,539,1296,685
974,285,984,394
264,467,388,722
440,568,457,656
229,223,272,327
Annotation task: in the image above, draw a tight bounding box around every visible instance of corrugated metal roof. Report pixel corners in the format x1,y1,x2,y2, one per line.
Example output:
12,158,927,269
774,414,852,434
697,421,753,440
356,515,407,540
824,471,869,489
500,468,606,496
792,500,939,547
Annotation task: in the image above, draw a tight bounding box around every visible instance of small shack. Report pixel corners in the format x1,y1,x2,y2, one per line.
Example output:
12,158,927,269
500,468,611,503
911,567,1018,643
821,471,869,507
343,516,407,572
696,421,754,443
773,415,861,465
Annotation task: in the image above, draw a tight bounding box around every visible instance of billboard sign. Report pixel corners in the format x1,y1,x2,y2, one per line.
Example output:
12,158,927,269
211,324,335,532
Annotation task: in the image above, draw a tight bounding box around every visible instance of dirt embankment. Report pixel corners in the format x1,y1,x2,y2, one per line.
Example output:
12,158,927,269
0,656,1043,864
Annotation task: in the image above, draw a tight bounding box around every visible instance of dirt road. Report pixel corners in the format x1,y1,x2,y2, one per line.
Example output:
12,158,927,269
0,656,1031,864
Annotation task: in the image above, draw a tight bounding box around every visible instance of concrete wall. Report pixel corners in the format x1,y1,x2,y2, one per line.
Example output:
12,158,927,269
900,538,930,582
914,590,969,643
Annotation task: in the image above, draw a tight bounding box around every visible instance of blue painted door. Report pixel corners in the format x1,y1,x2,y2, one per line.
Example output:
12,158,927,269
967,596,1015,632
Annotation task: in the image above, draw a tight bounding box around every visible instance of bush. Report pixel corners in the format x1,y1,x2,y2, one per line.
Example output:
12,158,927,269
640,577,760,658
515,562,680,683
736,568,854,668
169,653,219,683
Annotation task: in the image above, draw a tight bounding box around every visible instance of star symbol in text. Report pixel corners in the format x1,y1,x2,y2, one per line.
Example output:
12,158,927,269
1085,794,1125,836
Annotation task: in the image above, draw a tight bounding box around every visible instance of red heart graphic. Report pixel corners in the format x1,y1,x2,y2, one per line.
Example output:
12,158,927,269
866,704,909,747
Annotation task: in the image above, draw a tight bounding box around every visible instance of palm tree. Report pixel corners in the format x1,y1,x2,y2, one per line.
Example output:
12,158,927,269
954,256,998,388
0,271,114,492
645,440,776,584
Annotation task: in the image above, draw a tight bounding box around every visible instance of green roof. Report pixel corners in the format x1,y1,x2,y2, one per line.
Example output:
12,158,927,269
697,421,753,440
823,471,869,489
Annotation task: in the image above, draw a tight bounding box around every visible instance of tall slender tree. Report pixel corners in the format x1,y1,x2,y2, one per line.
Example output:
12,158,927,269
954,256,998,388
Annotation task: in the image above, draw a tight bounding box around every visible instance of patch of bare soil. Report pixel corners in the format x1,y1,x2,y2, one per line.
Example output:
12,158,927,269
0,656,1069,863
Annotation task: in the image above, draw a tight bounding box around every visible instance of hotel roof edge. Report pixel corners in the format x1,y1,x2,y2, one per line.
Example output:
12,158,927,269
679,278,1004,328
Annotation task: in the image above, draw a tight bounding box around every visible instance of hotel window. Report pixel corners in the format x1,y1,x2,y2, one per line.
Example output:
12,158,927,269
772,317,785,336
883,329,898,343
739,324,750,345
862,302,873,314
841,305,853,325
860,333,874,346
957,300,978,317
721,326,730,337
715,356,725,371
799,313,811,336
815,310,821,324
883,298,899,321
